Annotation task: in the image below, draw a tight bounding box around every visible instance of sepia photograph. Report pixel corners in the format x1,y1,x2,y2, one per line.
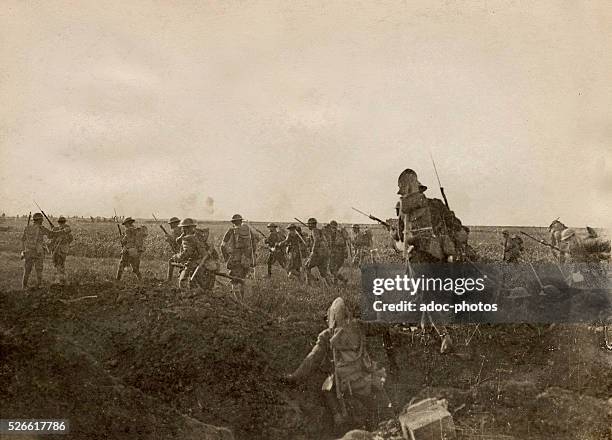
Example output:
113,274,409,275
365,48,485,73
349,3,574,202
1,1,610,439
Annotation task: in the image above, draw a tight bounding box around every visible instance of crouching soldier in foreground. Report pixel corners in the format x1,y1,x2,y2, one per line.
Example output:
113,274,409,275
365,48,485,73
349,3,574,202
170,218,219,291
283,298,393,431
116,217,147,281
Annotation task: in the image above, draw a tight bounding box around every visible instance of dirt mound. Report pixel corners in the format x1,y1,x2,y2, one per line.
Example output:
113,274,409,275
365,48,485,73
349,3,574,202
2,284,611,440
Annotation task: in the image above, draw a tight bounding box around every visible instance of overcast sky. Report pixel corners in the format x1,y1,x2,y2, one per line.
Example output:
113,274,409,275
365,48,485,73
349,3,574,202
1,0,610,227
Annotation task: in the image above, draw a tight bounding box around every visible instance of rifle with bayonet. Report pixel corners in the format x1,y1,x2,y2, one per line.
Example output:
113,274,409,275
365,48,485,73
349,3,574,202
429,151,450,209
112,209,122,238
152,213,179,252
519,231,562,252
33,201,55,228
351,207,391,230
252,225,268,239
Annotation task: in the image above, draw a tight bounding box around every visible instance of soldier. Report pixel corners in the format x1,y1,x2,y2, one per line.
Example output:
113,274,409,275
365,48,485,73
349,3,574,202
116,217,146,281
50,216,73,285
21,212,53,289
304,217,331,284
279,224,304,279
561,228,612,350
221,214,258,298
327,220,348,284
502,230,524,263
351,225,373,267
283,297,392,430
394,169,465,263
392,169,459,355
170,218,219,291
264,223,286,277
165,217,182,282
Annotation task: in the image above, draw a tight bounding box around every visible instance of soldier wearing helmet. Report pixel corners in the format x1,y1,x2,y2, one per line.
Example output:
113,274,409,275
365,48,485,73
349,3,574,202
221,214,259,299
395,168,465,263
264,223,286,277
164,217,183,282
502,230,524,263
170,218,219,291
116,217,146,281
283,297,392,430
50,215,73,285
351,224,373,267
278,224,305,279
326,220,349,284
304,217,331,285
21,212,53,289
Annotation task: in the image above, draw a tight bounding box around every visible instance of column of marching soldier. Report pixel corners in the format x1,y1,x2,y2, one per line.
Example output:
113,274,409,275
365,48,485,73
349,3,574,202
19,211,378,293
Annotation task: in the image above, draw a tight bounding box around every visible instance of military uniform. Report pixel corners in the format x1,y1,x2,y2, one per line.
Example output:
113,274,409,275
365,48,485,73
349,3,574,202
278,224,304,278
21,213,53,288
286,298,392,429
171,219,219,291
265,224,286,277
221,214,258,297
503,232,524,263
165,217,182,281
305,218,331,282
50,217,73,284
352,226,373,267
116,218,146,280
562,229,612,350
327,221,348,284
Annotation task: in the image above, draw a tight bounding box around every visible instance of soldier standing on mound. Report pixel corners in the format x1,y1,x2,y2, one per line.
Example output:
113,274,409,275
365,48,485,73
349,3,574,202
21,212,53,289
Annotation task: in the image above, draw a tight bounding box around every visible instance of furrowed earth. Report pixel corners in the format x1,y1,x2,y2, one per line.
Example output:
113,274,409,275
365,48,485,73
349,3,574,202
0,219,610,439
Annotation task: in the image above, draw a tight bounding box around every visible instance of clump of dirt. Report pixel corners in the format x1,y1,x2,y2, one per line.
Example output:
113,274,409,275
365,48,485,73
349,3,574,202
2,284,611,440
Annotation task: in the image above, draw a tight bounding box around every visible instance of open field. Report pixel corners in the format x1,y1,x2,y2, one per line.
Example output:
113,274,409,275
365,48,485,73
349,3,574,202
1,218,610,439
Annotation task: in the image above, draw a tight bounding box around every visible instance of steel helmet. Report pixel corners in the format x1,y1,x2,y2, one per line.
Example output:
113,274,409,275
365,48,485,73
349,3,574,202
168,217,180,225
231,214,243,222
58,216,66,223
329,220,338,228
307,217,317,225
122,217,135,226
267,223,277,228
178,218,196,228
32,212,43,221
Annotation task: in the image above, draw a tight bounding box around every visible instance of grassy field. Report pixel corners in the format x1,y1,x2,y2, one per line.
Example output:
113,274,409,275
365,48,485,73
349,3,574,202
1,217,610,440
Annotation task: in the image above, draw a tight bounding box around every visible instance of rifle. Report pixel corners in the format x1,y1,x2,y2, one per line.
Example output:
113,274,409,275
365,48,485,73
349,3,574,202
171,262,246,283
429,151,450,209
27,212,31,226
252,225,268,239
152,213,171,237
502,233,508,261
33,201,55,228
294,217,309,228
519,231,561,252
351,207,391,229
